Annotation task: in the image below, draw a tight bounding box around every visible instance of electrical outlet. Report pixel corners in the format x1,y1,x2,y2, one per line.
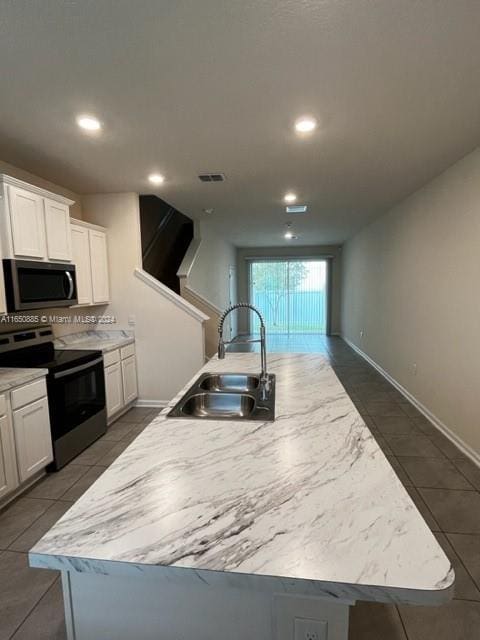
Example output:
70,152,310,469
413,363,417,376
360,330,364,338
128,315,136,326
294,617,327,640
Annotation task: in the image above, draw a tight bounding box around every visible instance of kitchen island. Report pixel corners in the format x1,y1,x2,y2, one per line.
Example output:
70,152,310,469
29,353,454,640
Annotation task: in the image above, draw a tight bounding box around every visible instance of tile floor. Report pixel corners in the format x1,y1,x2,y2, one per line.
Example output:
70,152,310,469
0,337,479,639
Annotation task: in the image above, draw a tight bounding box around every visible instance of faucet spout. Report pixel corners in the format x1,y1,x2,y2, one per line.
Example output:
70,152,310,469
217,303,270,397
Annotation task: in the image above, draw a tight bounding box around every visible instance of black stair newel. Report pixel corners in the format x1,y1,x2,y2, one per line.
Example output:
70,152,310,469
139,195,194,294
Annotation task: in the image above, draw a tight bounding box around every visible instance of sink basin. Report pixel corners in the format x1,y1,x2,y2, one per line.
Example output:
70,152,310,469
167,371,276,421
200,374,260,393
179,392,255,418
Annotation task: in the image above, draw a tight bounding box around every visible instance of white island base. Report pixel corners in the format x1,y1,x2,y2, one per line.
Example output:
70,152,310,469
61,570,351,640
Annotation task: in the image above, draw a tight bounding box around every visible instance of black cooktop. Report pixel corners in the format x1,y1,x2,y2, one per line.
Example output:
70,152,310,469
0,343,102,374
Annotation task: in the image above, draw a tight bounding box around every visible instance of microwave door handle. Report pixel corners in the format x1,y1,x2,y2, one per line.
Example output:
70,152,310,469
65,271,74,299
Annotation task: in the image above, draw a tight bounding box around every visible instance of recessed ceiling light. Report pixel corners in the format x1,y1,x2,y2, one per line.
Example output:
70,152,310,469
284,192,297,203
203,208,214,214
148,173,165,185
76,115,101,131
284,231,294,239
294,116,317,134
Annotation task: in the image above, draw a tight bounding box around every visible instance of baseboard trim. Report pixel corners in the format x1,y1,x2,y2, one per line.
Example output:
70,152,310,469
342,336,480,468
135,399,169,409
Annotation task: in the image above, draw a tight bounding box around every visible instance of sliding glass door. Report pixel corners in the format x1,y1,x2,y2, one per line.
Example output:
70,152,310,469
248,259,328,334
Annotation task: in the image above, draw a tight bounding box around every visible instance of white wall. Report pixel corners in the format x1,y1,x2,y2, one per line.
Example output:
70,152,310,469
342,147,480,457
187,219,237,311
83,193,205,403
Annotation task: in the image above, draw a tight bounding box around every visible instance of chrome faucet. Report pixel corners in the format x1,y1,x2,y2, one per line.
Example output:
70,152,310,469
217,303,270,399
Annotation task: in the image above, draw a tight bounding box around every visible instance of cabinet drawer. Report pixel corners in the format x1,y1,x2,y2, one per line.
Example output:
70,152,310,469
103,349,120,368
11,378,47,411
120,343,135,360
0,394,6,416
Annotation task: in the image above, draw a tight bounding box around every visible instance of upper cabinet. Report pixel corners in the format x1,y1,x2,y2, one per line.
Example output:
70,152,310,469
44,198,72,261
0,175,74,262
71,220,110,306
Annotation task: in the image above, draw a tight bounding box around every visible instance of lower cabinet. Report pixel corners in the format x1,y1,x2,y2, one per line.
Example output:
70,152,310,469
104,345,138,420
13,396,53,482
121,356,138,405
0,411,19,500
105,362,123,417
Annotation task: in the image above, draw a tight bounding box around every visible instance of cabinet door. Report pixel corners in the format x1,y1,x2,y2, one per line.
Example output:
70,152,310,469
8,186,46,258
121,356,138,405
44,198,72,261
89,230,110,303
71,224,93,305
105,363,123,418
0,414,19,499
13,397,53,482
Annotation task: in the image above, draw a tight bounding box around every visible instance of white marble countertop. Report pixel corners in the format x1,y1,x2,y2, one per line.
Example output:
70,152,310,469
29,353,453,605
0,367,48,393
54,330,134,354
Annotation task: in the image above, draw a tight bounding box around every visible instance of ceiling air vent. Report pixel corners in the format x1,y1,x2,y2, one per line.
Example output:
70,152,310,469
198,173,226,182
286,205,307,214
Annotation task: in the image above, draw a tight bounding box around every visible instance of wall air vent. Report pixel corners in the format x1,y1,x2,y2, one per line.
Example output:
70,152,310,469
286,205,308,214
198,173,226,182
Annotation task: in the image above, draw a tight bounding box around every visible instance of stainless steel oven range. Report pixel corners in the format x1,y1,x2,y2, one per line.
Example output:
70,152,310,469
0,326,106,469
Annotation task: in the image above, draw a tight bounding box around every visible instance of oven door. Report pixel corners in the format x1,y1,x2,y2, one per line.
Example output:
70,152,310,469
48,357,106,441
3,259,78,311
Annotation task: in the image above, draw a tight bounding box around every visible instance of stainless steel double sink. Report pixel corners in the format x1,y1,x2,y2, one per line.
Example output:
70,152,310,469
167,372,276,421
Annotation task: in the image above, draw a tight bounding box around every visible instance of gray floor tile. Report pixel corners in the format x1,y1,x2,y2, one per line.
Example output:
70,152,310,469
398,403,423,419
116,407,152,423
411,416,440,437
453,459,480,491
364,402,407,417
405,487,440,531
0,551,58,639
372,435,394,456
433,532,480,600
60,466,106,501
102,420,136,441
348,602,407,639
27,465,90,500
9,501,74,553
384,435,445,458
428,434,467,460
447,534,480,590
95,440,131,467
385,456,413,487
120,423,148,444
397,457,474,490
372,416,419,435
419,489,480,533
11,579,66,640
0,498,53,549
399,600,480,640
72,436,117,465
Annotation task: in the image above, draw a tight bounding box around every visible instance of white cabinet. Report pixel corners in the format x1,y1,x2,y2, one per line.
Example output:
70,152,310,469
70,220,110,306
0,174,74,262
44,198,72,261
8,185,46,258
105,362,123,418
71,224,93,305
89,229,110,304
104,345,138,420
13,396,52,483
0,407,19,500
121,356,138,405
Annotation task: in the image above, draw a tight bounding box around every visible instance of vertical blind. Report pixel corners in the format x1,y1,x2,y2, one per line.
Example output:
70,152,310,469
248,259,327,334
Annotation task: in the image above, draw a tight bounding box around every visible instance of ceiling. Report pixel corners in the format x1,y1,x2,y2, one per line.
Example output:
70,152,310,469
1,1,480,247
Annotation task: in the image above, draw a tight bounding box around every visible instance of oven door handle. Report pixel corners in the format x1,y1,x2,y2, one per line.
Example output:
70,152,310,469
53,356,104,379
65,271,74,299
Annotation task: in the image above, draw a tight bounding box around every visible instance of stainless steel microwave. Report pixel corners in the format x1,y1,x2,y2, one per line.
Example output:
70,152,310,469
3,259,78,311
